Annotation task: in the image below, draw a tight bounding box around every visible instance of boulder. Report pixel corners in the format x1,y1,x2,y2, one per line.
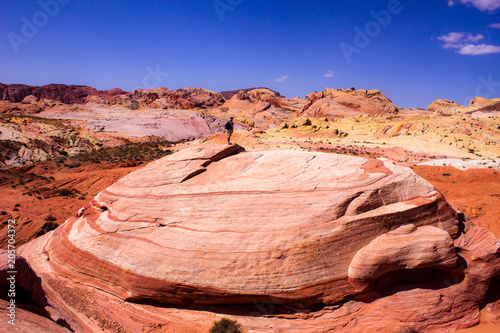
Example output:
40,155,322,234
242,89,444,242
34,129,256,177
34,145,463,306
18,145,500,332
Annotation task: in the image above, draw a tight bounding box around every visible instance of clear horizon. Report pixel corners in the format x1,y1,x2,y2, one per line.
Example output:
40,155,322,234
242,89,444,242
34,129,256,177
1,0,500,109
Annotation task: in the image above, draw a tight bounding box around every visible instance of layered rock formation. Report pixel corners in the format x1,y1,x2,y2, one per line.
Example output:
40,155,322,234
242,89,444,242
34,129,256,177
304,87,399,116
469,96,500,109
0,83,113,104
19,145,500,332
0,83,225,110
427,99,467,113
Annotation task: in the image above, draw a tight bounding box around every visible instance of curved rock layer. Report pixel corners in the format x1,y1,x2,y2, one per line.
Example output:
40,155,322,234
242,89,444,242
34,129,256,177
348,224,459,292
41,145,463,307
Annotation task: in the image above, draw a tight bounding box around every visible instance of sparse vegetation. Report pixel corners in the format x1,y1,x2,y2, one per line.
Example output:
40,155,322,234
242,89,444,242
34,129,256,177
36,221,59,237
209,318,242,333
45,214,57,222
56,189,74,197
393,328,418,333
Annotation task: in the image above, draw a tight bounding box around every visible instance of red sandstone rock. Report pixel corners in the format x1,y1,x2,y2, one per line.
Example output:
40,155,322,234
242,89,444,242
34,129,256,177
305,87,399,115
348,224,458,292
0,83,225,110
301,97,364,118
0,300,71,333
17,145,500,332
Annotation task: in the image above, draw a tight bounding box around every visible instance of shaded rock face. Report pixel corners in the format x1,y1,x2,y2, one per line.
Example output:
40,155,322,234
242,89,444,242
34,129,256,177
38,145,465,306
348,224,458,292
476,100,500,113
0,250,46,308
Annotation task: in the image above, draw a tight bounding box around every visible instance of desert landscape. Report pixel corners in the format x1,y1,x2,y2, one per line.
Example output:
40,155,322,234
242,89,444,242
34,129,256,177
0,83,499,332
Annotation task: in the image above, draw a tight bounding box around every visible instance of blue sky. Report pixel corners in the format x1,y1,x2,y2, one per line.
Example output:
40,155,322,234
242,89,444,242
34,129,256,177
1,0,500,108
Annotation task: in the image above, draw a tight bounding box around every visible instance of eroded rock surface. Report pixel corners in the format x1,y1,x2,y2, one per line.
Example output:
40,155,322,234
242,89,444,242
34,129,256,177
427,99,467,113
18,145,500,332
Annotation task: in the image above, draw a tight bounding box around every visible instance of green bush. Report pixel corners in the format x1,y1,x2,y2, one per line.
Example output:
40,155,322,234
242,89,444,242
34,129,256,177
209,318,242,333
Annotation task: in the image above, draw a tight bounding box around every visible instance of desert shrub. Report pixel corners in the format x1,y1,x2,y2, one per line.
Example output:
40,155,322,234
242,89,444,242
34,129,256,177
67,162,81,169
42,221,58,231
209,318,242,333
56,189,73,197
36,221,59,237
394,328,418,333
0,211,7,215
45,215,57,222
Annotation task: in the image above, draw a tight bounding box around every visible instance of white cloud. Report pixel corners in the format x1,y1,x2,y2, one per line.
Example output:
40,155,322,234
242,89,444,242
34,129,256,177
490,22,500,28
324,71,335,78
437,32,500,54
438,32,484,48
458,44,500,54
468,34,486,42
448,0,500,11
275,75,288,82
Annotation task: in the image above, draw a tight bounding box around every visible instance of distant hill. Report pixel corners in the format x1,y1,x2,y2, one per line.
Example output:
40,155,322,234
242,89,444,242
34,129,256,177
219,87,281,100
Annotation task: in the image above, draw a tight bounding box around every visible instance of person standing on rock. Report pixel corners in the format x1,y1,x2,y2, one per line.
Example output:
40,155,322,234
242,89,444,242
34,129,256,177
225,117,234,145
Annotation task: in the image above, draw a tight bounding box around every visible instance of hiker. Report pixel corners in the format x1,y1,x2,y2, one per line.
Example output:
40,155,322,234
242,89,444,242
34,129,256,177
225,117,234,144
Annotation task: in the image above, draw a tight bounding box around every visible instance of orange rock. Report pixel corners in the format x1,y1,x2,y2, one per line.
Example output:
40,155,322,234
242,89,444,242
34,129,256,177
32,146,460,305
469,96,500,108
427,99,467,113
305,87,399,116
18,145,500,332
